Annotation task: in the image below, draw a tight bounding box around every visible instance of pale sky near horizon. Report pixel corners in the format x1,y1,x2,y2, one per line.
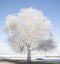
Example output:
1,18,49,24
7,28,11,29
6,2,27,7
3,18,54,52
0,0,60,56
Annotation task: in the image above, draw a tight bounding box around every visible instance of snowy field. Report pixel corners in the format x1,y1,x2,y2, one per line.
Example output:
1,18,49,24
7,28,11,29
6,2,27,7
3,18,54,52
0,55,60,64
0,61,14,64
0,59,60,64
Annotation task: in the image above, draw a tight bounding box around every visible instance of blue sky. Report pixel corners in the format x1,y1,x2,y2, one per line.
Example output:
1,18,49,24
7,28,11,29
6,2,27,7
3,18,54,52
0,0,60,55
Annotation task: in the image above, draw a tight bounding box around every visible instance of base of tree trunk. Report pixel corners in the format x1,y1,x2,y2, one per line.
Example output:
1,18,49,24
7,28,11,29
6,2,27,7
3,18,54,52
27,61,31,64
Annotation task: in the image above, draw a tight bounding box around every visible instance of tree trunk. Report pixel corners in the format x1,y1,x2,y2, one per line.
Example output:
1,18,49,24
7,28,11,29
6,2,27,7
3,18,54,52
27,46,31,62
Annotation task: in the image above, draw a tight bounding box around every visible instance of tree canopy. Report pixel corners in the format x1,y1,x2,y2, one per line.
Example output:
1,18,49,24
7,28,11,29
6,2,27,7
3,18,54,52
5,7,55,53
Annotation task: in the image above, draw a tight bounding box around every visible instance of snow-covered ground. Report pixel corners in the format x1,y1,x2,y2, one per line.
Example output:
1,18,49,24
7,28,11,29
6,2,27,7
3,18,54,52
0,61,14,64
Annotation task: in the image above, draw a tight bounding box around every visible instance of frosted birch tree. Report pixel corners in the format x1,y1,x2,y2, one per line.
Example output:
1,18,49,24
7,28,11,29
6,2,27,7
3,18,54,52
5,7,55,62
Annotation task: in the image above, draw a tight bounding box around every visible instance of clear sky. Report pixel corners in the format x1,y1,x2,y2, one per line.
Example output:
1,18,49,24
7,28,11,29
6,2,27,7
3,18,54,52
0,0,60,56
